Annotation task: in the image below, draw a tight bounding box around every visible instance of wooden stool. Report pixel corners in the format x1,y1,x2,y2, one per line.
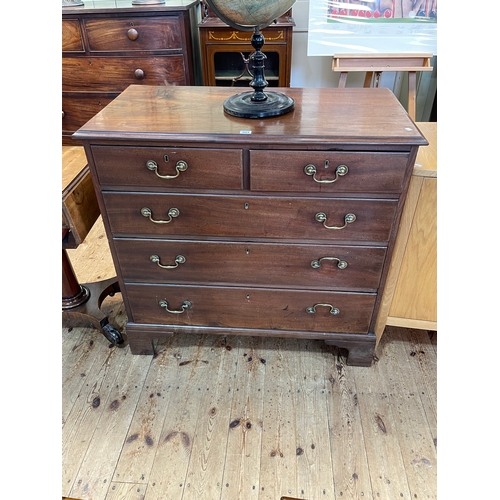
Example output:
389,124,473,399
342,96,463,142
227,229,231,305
62,146,125,346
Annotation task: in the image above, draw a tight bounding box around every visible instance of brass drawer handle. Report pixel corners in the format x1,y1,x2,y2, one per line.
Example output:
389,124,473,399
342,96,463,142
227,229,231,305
306,304,340,315
304,162,348,184
310,257,348,269
141,207,180,224
315,212,356,230
146,159,188,179
159,300,192,314
150,254,186,269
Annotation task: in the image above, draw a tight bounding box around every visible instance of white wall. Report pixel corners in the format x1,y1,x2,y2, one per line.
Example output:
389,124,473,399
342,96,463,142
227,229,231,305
288,0,437,121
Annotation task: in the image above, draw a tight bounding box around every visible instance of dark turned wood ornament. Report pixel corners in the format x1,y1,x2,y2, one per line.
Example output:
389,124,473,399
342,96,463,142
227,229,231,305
222,27,294,118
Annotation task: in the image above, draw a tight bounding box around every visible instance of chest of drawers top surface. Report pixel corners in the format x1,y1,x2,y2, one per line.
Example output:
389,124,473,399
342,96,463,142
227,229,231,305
74,86,427,146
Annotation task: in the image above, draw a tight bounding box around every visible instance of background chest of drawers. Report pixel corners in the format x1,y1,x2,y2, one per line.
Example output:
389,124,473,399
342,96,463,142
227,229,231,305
74,85,426,366
62,0,202,145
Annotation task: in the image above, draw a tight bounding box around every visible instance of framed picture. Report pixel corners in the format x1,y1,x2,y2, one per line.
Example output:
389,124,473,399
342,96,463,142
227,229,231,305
308,0,437,55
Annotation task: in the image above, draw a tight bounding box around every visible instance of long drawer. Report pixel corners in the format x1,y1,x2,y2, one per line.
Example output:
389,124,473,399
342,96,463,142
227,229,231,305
250,150,409,193
62,56,187,91
125,283,377,334
103,192,398,242
91,146,243,189
114,239,387,291
84,17,184,52
63,93,117,134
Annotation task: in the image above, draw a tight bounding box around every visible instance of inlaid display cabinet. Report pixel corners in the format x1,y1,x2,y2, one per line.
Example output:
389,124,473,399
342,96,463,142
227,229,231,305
198,1,294,87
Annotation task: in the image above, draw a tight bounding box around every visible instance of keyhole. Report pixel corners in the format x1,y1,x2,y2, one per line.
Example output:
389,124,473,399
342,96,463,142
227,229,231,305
164,155,169,162
244,203,249,210
245,249,250,255
324,160,329,169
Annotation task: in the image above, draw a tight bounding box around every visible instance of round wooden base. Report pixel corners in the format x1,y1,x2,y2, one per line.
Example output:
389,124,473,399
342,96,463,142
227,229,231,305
223,91,294,119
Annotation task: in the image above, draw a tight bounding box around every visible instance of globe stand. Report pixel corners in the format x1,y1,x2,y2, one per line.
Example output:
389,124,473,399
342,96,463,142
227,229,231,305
223,27,294,119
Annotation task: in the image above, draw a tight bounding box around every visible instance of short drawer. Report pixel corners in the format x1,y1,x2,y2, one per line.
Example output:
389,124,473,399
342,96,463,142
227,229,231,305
114,239,387,292
125,283,376,334
250,150,409,193
92,146,243,190
62,56,187,92
62,20,84,52
62,93,117,134
84,17,183,52
103,193,398,243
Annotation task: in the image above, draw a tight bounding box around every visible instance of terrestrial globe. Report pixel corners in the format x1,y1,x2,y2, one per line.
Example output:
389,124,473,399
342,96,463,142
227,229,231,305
205,0,297,118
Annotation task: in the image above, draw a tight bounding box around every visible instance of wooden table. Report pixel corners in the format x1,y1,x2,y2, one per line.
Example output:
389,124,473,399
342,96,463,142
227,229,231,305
62,146,124,346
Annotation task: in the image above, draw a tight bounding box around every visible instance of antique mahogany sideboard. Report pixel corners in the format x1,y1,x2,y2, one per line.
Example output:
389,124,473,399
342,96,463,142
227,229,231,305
74,85,427,366
62,0,202,145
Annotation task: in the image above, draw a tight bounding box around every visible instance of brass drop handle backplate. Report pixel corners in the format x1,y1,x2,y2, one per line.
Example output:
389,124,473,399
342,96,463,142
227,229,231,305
315,212,356,230
310,257,348,269
306,304,340,315
304,161,348,184
141,207,180,224
150,254,186,269
159,300,192,314
146,159,188,179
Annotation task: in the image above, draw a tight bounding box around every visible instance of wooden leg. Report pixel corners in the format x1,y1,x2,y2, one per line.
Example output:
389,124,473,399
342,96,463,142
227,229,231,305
338,72,348,88
62,248,89,308
324,333,376,367
62,249,125,346
125,322,174,355
363,71,374,87
408,71,417,120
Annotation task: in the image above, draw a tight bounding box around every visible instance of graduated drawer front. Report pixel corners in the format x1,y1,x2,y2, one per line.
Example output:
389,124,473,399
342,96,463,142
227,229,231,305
62,20,84,52
103,193,398,242
114,239,387,291
250,150,408,193
62,56,187,92
63,94,116,133
84,17,183,52
125,284,376,334
92,146,243,190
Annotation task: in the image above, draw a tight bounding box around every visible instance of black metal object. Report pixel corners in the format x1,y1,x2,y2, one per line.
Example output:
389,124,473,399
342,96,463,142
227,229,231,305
222,28,294,118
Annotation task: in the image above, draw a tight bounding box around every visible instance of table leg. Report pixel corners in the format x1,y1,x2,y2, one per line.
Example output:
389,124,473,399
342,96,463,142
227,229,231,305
62,249,125,346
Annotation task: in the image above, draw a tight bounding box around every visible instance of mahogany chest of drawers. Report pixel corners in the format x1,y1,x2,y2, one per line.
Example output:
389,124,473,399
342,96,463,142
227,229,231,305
74,85,427,366
62,0,202,145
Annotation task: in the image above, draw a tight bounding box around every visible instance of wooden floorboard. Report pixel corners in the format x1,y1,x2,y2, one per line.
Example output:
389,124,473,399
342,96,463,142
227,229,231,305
62,217,437,500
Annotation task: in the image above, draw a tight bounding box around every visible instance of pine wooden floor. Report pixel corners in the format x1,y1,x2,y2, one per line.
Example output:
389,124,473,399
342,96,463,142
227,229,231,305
62,217,437,500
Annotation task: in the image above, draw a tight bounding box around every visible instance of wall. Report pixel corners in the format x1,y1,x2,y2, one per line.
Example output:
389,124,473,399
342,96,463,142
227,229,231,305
288,0,437,121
